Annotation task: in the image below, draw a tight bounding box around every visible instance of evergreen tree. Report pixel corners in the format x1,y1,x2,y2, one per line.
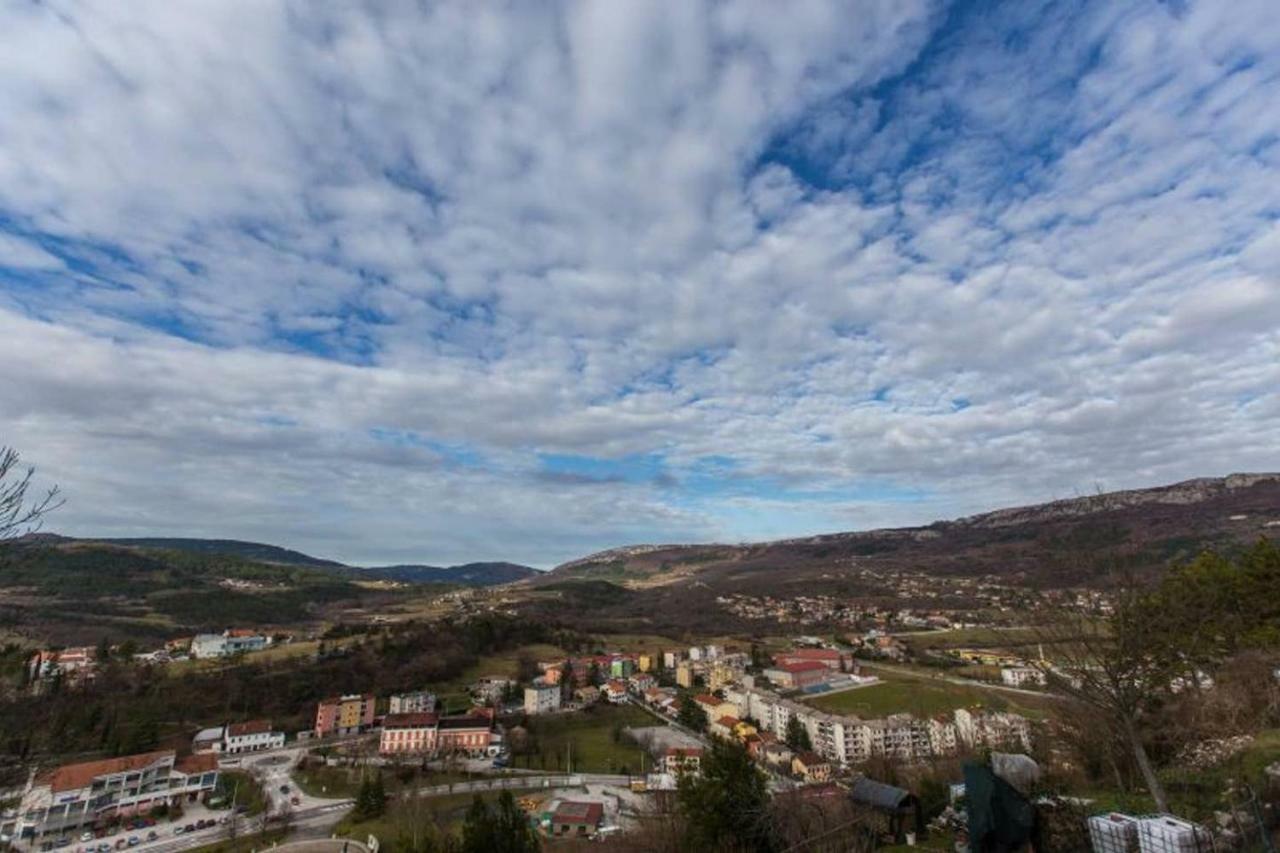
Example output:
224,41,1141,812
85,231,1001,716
676,694,707,733
460,792,538,853
678,738,774,852
784,716,812,752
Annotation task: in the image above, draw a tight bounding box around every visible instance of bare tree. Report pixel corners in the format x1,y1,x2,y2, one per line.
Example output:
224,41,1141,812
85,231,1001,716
1017,581,1173,812
1,446,61,540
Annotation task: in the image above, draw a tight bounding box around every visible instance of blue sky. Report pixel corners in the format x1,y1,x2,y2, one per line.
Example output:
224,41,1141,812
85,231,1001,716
1,0,1278,566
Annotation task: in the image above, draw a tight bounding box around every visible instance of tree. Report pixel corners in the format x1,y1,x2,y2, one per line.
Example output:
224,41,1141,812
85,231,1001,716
559,661,575,703
0,447,61,541
459,792,539,853
353,772,387,820
785,716,812,752
1019,579,1175,812
678,738,775,852
676,694,707,733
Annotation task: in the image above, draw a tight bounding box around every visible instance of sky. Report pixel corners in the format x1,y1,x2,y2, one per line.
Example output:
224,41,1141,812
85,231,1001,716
1,0,1278,567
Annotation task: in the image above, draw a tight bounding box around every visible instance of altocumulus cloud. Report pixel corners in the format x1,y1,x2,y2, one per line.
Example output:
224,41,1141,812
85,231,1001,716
0,0,1277,566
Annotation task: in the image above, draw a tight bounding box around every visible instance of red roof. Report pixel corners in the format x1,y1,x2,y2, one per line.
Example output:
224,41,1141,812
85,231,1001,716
716,716,740,728
776,660,830,674
41,750,174,793
175,753,219,775
551,801,604,826
693,693,720,705
795,751,828,767
664,747,703,758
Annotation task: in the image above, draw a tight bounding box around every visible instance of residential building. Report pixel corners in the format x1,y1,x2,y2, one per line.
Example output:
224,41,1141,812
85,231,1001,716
675,662,695,688
388,690,437,714
524,684,561,715
437,716,497,757
1000,666,1046,688
793,751,833,783
662,651,679,669
26,647,96,682
574,685,600,705
190,630,268,659
549,801,604,838
192,727,225,754
637,654,654,673
602,680,627,703
609,658,635,678
379,713,439,755
315,694,376,737
223,720,285,753
10,750,218,842
709,715,739,740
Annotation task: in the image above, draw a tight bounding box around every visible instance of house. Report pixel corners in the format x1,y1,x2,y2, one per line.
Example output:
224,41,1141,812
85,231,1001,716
223,720,285,753
660,748,702,775
574,685,600,705
1000,666,1046,688
762,660,830,690
603,680,628,703
388,690,437,714
676,662,695,688
792,751,833,783
710,715,740,740
26,647,97,682
848,777,923,845
761,741,795,770
550,801,604,837
610,658,636,678
379,713,439,755
10,750,218,842
315,693,376,737
692,694,737,722
524,684,561,715
628,673,656,693
192,726,225,753
190,630,268,659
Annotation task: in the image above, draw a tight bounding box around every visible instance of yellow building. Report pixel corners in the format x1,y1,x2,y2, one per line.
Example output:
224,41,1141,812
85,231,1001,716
638,654,653,673
676,662,694,688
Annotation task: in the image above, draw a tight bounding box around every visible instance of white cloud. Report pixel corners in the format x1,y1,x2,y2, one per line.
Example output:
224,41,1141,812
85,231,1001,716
0,0,1277,565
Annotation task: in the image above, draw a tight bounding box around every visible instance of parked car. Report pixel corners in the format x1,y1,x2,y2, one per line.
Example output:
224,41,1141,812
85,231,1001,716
183,824,195,833
126,836,139,847
113,840,126,850
279,784,289,794
290,796,300,806
172,827,184,836
146,831,158,842
55,839,73,849
97,843,112,852
80,832,94,843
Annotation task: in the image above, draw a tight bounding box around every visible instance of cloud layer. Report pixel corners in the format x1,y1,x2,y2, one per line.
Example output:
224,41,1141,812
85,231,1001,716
1,0,1277,565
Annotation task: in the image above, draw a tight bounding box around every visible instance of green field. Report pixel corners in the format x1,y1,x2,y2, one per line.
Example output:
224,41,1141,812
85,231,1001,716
806,669,1056,719
511,703,657,774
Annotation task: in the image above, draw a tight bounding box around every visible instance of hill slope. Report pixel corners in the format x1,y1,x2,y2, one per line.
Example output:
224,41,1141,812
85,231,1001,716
542,473,1280,592
360,562,539,585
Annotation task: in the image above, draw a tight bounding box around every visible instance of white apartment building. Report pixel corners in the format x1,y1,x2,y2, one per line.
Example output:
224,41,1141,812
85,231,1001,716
523,684,561,715
190,631,269,659
388,690,437,714
223,720,285,753
1000,666,1047,688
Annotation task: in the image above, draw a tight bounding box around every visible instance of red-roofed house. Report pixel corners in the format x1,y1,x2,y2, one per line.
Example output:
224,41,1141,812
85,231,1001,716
224,719,285,753
380,712,440,754
710,715,740,740
603,679,628,703
550,801,604,837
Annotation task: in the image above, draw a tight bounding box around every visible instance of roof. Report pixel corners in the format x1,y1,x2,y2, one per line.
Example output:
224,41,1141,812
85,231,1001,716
193,726,225,743
438,715,491,730
383,712,438,729
664,747,703,757
227,719,273,737
42,750,174,793
551,801,604,825
775,661,830,674
693,693,720,705
715,716,740,728
795,751,827,767
849,777,915,811
174,753,219,775
778,649,841,661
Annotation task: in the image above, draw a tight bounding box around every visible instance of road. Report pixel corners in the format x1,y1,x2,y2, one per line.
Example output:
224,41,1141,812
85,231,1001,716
860,661,1058,699
409,773,634,798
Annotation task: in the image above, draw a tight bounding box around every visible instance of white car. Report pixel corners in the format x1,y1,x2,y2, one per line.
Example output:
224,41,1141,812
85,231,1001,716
80,833,94,843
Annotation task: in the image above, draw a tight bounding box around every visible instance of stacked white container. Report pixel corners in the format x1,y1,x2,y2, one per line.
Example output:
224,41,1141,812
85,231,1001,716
1088,812,1140,853
1137,815,1213,852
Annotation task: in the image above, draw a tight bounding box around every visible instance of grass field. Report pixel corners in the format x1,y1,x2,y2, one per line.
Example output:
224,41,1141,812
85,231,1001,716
510,703,657,774
806,667,1057,719
336,790,515,842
